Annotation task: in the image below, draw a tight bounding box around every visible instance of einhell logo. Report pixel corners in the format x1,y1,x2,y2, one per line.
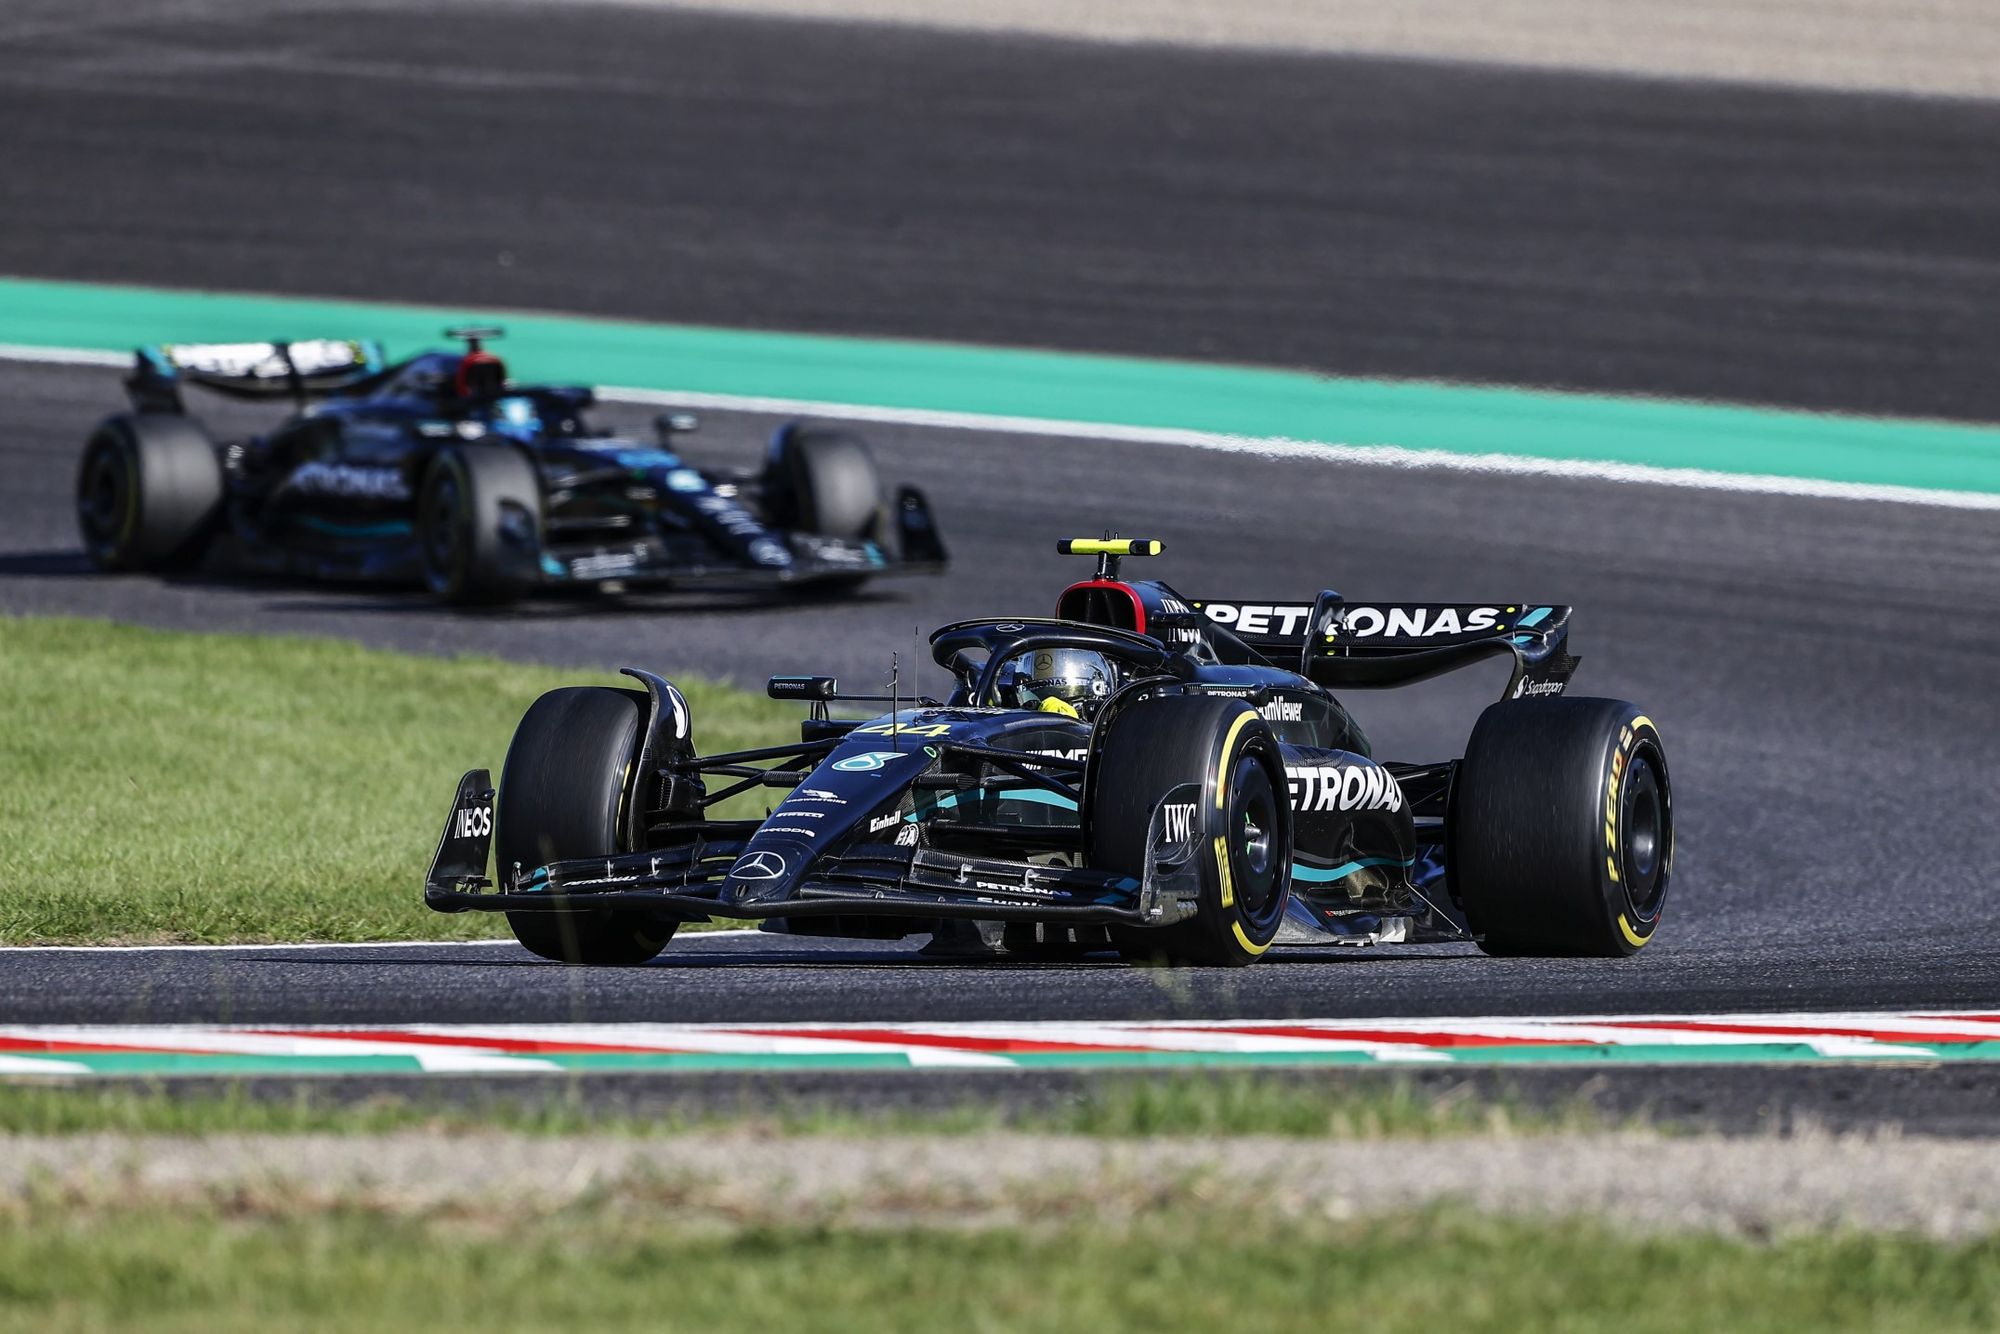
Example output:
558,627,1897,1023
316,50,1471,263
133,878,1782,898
453,805,492,839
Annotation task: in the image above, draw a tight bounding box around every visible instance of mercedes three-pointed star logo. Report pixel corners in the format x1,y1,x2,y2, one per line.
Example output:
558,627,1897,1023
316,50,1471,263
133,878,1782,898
731,850,788,880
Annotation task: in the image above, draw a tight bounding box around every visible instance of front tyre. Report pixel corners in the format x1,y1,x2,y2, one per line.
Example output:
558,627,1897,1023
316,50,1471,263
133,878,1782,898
1089,694,1291,966
772,426,884,539
75,413,223,571
496,686,678,965
419,446,543,605
1451,698,1672,958
769,425,888,594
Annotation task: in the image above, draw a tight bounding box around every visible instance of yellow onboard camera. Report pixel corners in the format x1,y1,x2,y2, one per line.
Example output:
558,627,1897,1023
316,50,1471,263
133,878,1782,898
1056,537,1162,578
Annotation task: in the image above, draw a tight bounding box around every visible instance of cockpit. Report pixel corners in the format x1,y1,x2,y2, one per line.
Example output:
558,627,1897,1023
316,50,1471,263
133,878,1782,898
931,619,1171,718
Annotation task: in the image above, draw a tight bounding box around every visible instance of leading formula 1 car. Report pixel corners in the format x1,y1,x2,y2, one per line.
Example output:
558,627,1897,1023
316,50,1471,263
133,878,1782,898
75,330,945,603
424,539,1673,965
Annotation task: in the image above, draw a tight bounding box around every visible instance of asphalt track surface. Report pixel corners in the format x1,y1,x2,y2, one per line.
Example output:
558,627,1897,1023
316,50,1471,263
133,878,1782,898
7,359,2000,1026
3,3,1999,1038
7,0,2000,421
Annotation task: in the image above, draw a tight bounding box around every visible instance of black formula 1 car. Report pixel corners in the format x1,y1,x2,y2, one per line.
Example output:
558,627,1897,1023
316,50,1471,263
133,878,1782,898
425,539,1673,965
75,331,945,603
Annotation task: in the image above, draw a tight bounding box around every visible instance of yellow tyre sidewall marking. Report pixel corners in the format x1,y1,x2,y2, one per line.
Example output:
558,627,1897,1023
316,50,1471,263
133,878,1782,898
1607,715,1662,949
1214,835,1234,909
1214,711,1256,811
1231,920,1272,955
1211,708,1274,956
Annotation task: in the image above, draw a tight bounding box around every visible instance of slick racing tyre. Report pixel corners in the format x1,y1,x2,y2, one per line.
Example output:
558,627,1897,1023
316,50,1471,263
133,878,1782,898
419,445,542,605
1450,697,1672,958
1089,694,1292,966
75,413,223,571
771,425,885,540
768,426,890,594
496,686,679,966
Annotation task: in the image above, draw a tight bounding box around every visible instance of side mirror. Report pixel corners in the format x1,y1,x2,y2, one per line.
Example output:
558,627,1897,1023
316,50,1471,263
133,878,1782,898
654,412,699,444
768,675,838,701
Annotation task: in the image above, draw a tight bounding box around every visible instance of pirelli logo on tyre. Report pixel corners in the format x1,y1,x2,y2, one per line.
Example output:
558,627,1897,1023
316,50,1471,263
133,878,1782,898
1605,726,1629,885
1604,715,1660,950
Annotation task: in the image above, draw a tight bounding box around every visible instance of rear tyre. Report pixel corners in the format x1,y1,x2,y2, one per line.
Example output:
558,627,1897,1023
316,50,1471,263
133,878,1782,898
1451,697,1672,958
496,686,679,966
1088,694,1291,966
75,413,223,571
771,425,887,593
419,446,542,605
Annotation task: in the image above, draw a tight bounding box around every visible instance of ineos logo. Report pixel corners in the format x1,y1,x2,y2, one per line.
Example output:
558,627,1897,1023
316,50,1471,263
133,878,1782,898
453,805,491,839
731,850,787,880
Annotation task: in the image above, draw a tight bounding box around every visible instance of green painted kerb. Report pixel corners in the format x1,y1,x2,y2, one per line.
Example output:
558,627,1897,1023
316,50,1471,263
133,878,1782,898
6,275,2000,494
10,1040,2000,1078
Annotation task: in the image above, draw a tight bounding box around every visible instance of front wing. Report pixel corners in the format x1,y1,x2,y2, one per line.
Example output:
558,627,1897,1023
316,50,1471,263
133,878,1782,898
424,771,1163,926
537,486,948,589
533,538,936,590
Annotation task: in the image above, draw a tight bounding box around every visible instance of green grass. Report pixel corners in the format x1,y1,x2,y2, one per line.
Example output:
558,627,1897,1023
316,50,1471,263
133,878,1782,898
0,1202,1995,1333
0,616,794,943
0,1073,1588,1139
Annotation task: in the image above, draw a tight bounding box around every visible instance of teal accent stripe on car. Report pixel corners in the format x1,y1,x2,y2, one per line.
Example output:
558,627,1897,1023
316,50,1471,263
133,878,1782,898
295,517,415,539
927,788,1080,813
1291,855,1416,883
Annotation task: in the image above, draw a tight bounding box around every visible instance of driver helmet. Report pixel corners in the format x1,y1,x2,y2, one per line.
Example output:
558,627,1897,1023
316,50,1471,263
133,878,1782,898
1001,646,1117,719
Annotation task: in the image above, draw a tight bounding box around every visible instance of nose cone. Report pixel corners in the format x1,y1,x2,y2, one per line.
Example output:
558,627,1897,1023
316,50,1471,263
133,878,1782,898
718,732,937,910
720,838,812,908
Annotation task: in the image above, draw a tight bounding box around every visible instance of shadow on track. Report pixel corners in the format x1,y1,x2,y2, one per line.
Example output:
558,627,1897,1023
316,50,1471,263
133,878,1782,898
255,587,903,621
0,544,904,621
0,549,91,576
237,945,1475,973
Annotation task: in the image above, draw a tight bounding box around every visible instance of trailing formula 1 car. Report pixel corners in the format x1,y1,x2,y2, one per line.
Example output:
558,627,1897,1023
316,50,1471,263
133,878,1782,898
425,539,1673,965
75,331,945,603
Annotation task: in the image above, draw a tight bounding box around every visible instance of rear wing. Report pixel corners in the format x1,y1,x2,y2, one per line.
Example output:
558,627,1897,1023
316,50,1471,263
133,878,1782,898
1189,596,1577,699
127,339,386,412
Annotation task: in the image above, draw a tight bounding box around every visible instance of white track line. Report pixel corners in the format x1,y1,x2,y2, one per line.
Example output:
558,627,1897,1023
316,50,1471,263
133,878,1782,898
0,342,123,367
9,342,1995,511
0,929,766,954
598,386,2000,512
